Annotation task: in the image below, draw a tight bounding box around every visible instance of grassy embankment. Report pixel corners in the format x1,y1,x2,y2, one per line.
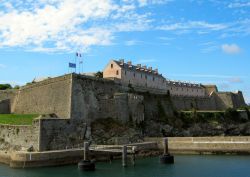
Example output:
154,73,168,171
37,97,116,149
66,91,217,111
0,114,39,125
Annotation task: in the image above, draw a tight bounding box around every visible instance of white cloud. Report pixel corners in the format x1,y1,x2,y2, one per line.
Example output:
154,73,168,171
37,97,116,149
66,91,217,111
125,40,141,46
0,0,155,52
228,2,250,8
228,77,243,83
136,59,157,63
137,0,172,7
0,64,6,68
221,44,241,54
158,21,227,32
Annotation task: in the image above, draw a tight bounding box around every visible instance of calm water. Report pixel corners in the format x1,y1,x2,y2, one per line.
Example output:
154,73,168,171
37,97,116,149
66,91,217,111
1,155,250,177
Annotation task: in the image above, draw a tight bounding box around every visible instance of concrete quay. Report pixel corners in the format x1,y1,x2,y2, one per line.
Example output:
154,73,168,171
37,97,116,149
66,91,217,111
2,137,250,168
146,136,250,155
0,142,158,168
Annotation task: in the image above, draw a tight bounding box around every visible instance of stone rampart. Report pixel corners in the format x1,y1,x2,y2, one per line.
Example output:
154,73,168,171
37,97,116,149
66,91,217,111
70,74,141,123
13,74,72,118
0,120,40,151
171,96,217,110
39,118,87,151
0,117,87,152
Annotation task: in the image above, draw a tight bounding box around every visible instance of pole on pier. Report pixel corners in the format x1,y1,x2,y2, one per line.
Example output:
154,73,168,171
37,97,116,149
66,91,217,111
122,146,127,167
131,146,136,166
160,137,174,164
163,138,168,155
84,142,89,161
78,141,95,171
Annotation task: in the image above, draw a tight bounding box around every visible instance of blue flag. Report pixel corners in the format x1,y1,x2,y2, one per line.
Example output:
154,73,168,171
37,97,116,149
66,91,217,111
69,62,76,68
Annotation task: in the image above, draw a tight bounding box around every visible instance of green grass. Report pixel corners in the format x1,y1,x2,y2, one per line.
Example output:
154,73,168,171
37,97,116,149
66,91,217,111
0,114,39,125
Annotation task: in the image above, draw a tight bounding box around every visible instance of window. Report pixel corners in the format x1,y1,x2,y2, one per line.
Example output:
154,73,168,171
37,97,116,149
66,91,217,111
153,77,155,81
133,73,135,77
125,71,127,75
145,75,147,80
111,64,113,68
116,70,119,75
141,74,142,78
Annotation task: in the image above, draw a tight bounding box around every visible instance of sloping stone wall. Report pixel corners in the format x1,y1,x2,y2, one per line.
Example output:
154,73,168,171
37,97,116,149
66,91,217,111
12,75,72,118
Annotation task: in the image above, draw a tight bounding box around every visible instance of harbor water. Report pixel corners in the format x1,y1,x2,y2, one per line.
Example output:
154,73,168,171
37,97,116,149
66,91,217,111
1,155,250,177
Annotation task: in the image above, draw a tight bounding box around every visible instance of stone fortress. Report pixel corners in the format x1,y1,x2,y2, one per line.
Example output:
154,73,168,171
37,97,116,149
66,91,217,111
0,59,246,152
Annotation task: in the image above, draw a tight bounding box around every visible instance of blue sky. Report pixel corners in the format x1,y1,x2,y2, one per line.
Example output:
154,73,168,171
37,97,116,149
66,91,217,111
0,0,249,103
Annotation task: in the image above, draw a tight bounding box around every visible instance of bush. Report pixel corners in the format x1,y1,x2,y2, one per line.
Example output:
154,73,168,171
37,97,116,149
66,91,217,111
224,108,239,122
95,71,103,78
0,84,12,90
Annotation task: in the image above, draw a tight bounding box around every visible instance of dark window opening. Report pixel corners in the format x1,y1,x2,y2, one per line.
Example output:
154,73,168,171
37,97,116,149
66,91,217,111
111,64,113,68
116,70,119,75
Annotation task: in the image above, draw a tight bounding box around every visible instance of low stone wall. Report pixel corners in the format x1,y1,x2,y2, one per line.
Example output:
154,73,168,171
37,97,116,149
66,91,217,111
39,119,87,151
0,120,40,151
0,118,87,152
145,137,250,154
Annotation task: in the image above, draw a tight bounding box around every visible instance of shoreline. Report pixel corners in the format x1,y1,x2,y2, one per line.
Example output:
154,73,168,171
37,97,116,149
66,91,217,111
2,136,250,168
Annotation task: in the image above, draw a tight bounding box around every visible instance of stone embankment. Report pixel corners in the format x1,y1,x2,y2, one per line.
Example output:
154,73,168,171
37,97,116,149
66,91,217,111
0,142,158,168
1,137,250,168
146,136,250,154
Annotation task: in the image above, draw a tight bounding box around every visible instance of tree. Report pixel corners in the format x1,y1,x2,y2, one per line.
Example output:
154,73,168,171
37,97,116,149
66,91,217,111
95,71,103,78
14,85,20,89
0,84,12,90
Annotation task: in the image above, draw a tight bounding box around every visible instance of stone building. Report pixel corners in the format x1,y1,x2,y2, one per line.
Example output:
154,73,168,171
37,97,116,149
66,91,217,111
103,59,206,97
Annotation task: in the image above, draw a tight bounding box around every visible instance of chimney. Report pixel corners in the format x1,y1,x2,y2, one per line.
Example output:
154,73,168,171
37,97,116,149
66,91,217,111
148,67,152,72
142,65,147,69
119,59,124,65
136,64,141,69
127,61,132,65
154,68,158,74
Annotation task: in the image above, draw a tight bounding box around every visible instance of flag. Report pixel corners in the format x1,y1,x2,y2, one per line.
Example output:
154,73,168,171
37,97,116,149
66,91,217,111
76,52,78,57
69,62,76,68
79,53,82,57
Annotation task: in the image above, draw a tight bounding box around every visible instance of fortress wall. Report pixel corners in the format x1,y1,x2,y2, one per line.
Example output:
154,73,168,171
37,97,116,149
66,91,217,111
0,120,40,151
39,119,87,151
13,75,72,118
0,90,17,112
0,90,17,102
71,74,125,123
171,96,217,111
71,74,144,124
231,91,246,108
0,99,10,114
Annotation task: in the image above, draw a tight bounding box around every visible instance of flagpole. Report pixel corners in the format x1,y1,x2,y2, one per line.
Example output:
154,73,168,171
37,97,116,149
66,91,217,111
75,52,77,73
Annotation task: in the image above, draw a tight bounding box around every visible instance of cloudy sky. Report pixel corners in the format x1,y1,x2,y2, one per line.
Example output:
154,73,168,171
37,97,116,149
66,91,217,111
0,0,249,103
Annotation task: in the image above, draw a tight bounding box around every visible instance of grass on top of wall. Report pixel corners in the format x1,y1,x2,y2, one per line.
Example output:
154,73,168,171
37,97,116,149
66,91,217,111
0,114,39,125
